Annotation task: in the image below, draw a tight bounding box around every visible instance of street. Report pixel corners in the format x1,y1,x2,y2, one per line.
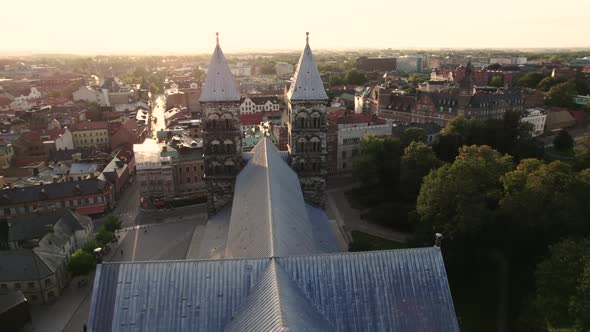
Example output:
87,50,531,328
150,94,166,138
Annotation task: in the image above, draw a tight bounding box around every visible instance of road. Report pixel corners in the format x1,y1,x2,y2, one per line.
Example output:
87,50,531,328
150,94,166,138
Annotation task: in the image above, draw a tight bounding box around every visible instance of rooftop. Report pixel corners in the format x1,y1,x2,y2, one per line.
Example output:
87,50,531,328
287,33,329,101
199,34,241,103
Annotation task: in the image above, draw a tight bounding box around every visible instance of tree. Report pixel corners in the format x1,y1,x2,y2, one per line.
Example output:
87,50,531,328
344,70,367,85
191,67,206,80
83,239,100,253
400,142,441,200
489,75,504,87
574,135,590,169
553,130,574,151
329,75,343,86
546,80,577,108
68,249,96,276
96,228,114,246
533,238,590,330
537,77,562,92
516,72,546,88
352,135,403,198
417,145,513,242
400,127,427,148
104,215,122,232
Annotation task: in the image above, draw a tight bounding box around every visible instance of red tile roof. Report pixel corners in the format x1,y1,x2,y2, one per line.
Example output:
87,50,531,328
75,204,106,215
240,113,264,126
71,121,109,131
327,109,386,125
21,129,65,142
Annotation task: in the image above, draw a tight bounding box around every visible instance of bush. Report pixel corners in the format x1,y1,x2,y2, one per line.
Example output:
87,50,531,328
68,249,96,276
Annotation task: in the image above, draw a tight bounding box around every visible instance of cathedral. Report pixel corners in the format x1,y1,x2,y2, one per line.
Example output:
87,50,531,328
200,32,328,213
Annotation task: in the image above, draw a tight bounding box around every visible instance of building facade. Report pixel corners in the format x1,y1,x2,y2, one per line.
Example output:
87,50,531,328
521,107,547,136
287,33,329,206
200,34,243,213
71,121,110,150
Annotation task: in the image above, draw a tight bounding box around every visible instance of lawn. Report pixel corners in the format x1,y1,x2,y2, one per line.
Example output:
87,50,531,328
348,230,405,251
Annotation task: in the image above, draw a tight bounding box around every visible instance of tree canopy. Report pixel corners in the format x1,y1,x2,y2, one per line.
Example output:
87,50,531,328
516,72,547,88
400,127,427,148
68,249,96,276
344,70,368,85
553,130,574,151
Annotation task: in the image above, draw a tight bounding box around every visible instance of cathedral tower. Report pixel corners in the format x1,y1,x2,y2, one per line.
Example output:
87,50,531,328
200,33,242,214
287,33,329,206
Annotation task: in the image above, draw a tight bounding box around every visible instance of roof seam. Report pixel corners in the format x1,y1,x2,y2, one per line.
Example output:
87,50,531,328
264,140,275,257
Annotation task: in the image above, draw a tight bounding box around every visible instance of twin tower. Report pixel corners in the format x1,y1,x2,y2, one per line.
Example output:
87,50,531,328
199,33,328,213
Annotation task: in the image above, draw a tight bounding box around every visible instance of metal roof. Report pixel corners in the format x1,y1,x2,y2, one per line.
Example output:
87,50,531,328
225,137,319,259
88,248,459,332
199,35,240,102
287,34,329,101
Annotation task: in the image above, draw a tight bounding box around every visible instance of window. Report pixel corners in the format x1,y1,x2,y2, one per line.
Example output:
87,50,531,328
342,162,347,169
341,151,347,159
193,166,197,171
194,176,198,182
352,149,358,157
14,283,21,289
186,167,190,172
45,278,52,287
0,283,7,289
187,177,191,183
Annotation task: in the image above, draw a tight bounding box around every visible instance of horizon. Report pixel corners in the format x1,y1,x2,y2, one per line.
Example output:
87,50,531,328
2,0,589,55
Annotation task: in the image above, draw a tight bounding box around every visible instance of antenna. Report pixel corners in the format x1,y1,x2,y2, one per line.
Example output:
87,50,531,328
306,32,309,46
434,233,443,248
216,32,219,47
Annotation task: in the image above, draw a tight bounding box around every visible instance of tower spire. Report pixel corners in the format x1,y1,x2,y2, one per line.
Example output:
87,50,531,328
216,32,219,47
306,32,309,46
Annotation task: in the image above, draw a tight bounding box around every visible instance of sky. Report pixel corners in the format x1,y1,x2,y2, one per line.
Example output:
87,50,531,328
2,0,590,54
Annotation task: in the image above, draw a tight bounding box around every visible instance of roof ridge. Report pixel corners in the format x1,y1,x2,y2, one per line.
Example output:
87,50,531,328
263,138,275,257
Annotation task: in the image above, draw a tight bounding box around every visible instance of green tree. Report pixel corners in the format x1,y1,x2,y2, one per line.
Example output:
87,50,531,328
516,72,546,88
329,75,343,86
400,142,441,200
68,249,96,276
96,228,114,246
574,135,590,169
104,215,122,232
191,67,206,80
537,77,562,92
352,135,403,195
533,238,590,330
417,145,513,241
489,75,504,87
400,127,427,148
546,80,577,108
82,239,100,253
553,130,574,151
344,70,367,85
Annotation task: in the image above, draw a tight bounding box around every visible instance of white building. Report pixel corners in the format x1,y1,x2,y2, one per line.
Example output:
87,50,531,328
229,64,252,77
239,96,280,114
72,86,110,106
55,127,74,151
521,107,547,137
275,62,294,77
134,139,174,200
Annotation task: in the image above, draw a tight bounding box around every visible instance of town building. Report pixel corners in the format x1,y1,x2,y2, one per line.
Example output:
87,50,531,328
521,107,547,136
12,129,64,157
70,121,110,150
396,56,423,73
355,56,397,72
54,127,74,151
72,86,109,107
326,109,391,175
200,34,243,213
109,119,147,151
275,62,294,77
0,178,113,217
239,96,280,114
240,112,263,133
0,143,14,169
0,209,93,304
287,33,329,206
134,139,174,204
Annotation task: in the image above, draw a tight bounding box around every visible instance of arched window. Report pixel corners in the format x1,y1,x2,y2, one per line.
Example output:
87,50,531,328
224,159,235,174
310,137,321,152
224,139,234,154
310,111,321,128
296,138,307,153
210,140,220,154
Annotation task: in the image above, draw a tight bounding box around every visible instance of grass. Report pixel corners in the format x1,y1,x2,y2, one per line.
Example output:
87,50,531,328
349,230,405,251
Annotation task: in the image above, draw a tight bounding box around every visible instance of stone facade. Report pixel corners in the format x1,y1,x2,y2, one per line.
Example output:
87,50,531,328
288,100,328,207
201,101,243,214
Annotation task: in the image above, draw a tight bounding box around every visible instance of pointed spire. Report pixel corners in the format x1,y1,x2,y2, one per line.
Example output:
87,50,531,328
287,32,328,101
199,33,240,102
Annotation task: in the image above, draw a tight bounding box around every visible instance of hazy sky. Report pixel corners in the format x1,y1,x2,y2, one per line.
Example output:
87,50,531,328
2,0,589,54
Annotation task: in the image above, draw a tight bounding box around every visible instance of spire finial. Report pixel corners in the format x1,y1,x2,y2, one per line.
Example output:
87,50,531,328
306,32,309,46
216,32,219,46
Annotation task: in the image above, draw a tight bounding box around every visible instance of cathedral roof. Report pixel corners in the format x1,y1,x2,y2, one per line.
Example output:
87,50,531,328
225,137,319,259
199,33,241,102
287,33,328,101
